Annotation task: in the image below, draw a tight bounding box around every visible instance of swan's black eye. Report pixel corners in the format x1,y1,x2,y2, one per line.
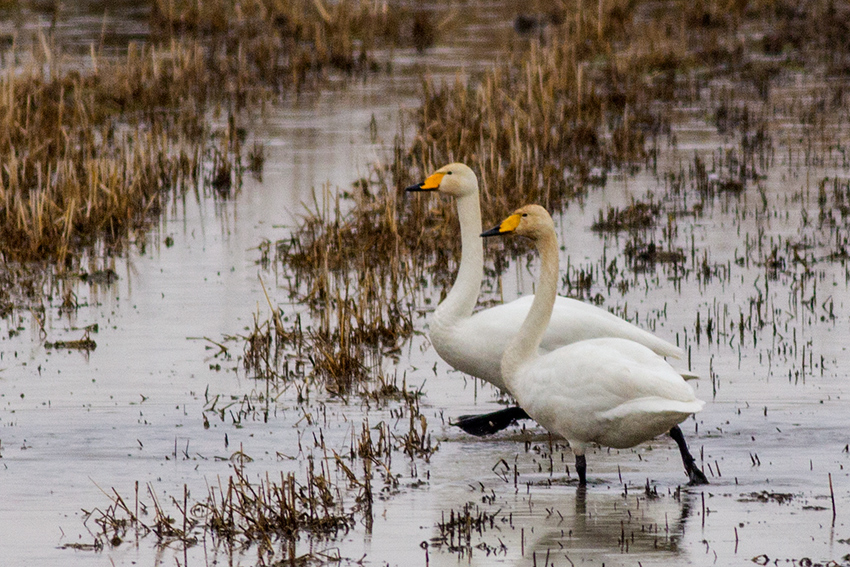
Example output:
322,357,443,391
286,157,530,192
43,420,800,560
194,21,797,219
446,171,452,175
522,213,528,217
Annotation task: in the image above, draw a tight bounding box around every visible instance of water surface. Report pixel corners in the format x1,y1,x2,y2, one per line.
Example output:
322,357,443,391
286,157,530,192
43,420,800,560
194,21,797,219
1,3,849,567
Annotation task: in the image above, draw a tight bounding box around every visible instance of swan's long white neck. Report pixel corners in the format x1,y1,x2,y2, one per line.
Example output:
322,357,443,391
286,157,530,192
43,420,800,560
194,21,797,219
501,230,559,384
433,193,483,324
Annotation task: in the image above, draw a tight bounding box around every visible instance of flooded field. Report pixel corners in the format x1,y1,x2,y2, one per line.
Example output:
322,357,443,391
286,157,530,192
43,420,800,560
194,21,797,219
2,1,850,566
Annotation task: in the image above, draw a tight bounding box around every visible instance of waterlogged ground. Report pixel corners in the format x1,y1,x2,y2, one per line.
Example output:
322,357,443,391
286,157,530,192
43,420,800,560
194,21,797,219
2,4,850,567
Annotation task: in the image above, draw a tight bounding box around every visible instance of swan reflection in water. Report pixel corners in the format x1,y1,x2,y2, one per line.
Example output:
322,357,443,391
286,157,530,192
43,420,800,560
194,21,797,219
525,484,697,563
430,456,700,565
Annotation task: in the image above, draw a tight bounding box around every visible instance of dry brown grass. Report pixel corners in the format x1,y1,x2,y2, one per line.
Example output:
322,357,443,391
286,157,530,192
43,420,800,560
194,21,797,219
90,398,435,557
0,0,428,312
0,0,423,261
243,180,420,395
0,37,229,262
150,0,424,90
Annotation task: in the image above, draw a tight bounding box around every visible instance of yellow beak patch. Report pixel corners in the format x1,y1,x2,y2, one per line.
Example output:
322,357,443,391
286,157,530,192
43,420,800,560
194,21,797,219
420,171,446,190
499,213,522,233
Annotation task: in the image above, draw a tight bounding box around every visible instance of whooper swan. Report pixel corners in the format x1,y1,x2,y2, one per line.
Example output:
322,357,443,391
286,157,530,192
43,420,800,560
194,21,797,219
481,204,708,485
405,163,691,436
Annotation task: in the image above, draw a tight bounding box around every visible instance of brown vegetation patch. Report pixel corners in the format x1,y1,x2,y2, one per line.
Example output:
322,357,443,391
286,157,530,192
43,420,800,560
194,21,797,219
0,0,425,315
592,202,662,232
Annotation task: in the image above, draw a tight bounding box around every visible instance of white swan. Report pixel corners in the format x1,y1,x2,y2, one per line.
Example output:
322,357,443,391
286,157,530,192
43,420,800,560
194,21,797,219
405,163,690,435
482,204,708,485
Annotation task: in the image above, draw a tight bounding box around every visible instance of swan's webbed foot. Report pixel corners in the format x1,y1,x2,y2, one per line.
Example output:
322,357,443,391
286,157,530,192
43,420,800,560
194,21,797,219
453,406,530,436
686,463,710,485
669,425,709,485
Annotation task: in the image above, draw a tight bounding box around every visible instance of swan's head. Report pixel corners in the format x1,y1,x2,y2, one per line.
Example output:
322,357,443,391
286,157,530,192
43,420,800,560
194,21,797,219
404,163,478,198
481,204,554,240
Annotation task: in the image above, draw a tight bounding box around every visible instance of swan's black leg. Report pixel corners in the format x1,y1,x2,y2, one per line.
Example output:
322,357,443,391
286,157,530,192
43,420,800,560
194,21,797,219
453,406,531,436
575,454,587,486
669,425,709,485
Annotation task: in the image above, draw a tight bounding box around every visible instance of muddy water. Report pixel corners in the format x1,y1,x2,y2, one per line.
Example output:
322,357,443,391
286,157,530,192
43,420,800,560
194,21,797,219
2,4,850,567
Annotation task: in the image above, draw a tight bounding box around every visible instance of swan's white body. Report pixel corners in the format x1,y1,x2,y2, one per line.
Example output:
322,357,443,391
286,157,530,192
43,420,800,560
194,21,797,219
490,205,704,459
431,294,683,391
409,163,684,393
510,337,704,452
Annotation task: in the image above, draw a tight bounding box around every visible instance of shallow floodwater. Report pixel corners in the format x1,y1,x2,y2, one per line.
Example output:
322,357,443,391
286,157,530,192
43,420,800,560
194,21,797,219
2,3,850,567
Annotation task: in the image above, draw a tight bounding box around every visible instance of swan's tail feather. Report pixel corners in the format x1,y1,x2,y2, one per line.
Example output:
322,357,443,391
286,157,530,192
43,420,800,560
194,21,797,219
676,368,700,381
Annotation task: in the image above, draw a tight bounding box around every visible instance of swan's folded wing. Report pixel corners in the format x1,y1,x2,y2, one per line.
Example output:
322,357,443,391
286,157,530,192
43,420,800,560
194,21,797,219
592,339,699,402
518,338,701,418
480,295,684,359
546,297,684,359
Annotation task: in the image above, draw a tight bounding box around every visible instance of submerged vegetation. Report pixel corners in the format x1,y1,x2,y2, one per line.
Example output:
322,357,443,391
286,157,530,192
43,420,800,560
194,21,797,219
89,391,435,561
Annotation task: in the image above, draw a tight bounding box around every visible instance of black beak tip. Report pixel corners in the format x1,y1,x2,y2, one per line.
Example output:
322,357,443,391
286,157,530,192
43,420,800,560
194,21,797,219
404,183,425,192
480,226,502,237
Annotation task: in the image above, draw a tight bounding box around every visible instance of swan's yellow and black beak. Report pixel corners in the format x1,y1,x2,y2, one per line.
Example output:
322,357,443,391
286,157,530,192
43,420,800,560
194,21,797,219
481,213,522,237
404,171,445,193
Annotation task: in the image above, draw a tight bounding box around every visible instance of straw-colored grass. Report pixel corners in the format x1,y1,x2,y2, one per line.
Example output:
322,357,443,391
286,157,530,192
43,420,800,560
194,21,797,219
91,396,435,555
150,0,425,91
0,43,210,262
0,0,425,266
